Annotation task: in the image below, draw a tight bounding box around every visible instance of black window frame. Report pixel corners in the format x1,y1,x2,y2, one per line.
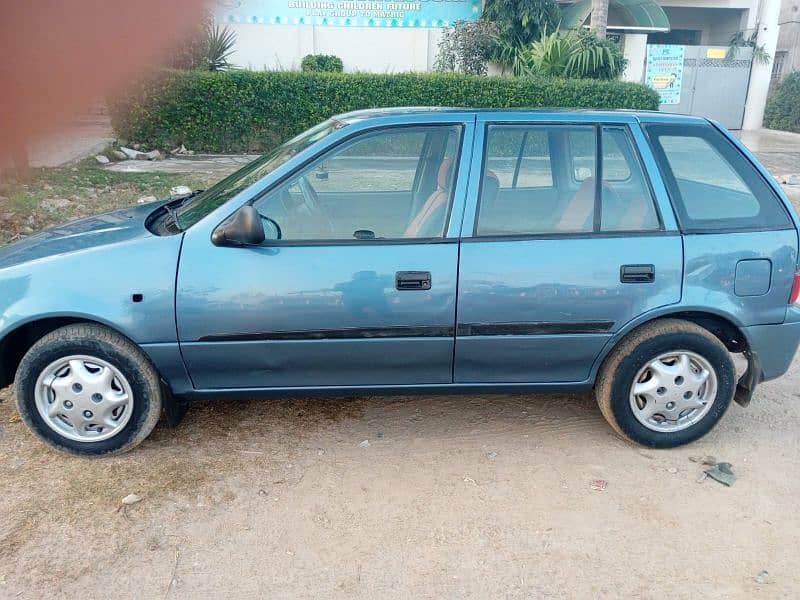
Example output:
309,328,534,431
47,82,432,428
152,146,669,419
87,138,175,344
246,122,466,246
472,122,665,239
642,122,793,234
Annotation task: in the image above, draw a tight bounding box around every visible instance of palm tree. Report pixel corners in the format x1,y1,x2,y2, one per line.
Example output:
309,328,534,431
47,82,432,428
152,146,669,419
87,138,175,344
590,0,609,39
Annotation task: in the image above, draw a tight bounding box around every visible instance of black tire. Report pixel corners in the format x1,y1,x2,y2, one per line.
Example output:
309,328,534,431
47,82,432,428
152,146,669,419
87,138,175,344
15,323,162,456
595,319,736,448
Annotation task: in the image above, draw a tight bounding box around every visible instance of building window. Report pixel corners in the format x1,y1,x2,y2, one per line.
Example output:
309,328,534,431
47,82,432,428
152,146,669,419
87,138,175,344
772,51,787,86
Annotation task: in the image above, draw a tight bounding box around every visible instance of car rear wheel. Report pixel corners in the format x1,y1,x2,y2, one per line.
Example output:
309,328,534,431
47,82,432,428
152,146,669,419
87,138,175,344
15,323,162,456
595,319,736,448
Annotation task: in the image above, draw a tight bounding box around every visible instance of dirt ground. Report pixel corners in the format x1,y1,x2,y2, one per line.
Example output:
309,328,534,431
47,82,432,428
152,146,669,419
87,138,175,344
2,357,800,598
2,133,800,598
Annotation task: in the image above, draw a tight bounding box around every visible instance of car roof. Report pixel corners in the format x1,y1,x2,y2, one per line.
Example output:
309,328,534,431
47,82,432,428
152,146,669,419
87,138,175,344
334,106,708,125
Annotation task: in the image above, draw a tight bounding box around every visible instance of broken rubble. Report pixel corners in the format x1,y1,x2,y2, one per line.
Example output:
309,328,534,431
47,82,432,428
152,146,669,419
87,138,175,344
121,493,142,505
120,146,143,160
170,185,193,199
135,150,162,161
704,462,736,487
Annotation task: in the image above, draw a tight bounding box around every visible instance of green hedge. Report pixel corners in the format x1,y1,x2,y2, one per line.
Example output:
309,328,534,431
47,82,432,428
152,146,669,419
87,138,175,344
765,72,800,133
301,54,344,73
110,70,660,153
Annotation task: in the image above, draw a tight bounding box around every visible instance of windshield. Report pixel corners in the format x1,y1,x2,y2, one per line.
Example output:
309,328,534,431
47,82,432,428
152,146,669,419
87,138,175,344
174,118,346,229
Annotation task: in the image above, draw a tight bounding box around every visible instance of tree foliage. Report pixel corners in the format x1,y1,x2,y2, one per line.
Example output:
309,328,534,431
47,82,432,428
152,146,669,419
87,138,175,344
765,71,800,133
301,54,344,72
435,20,499,75
482,0,562,72
167,16,237,71
728,27,771,65
526,30,626,79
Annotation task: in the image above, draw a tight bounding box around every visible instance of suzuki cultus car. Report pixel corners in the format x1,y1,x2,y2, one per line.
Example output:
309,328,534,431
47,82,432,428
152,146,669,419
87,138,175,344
2,108,799,455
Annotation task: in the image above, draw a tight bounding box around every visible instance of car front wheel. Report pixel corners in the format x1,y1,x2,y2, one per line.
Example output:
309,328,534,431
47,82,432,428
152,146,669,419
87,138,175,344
595,319,736,448
15,323,162,456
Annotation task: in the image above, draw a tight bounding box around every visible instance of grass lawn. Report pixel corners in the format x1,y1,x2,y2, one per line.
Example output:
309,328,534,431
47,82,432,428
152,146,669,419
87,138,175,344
0,165,217,245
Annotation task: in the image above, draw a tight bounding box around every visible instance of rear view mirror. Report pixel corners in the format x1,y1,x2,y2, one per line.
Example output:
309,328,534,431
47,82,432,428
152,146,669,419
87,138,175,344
211,205,266,246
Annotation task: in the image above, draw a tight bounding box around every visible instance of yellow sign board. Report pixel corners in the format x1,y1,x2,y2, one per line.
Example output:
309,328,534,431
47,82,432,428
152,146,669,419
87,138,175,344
706,48,727,59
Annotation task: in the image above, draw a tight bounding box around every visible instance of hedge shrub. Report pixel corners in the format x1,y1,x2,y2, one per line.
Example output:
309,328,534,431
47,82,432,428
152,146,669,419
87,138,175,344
765,72,800,133
301,54,344,73
110,70,660,153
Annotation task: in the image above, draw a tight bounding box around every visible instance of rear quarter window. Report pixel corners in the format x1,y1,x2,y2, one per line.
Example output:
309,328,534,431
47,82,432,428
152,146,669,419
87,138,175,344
644,123,790,231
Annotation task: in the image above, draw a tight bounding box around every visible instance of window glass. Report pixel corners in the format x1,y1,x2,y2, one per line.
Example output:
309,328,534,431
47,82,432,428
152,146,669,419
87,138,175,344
646,124,790,231
485,128,524,188
516,131,553,188
477,124,661,236
484,128,553,189
254,126,462,241
312,130,425,194
175,118,344,229
602,130,631,181
601,127,660,231
477,125,595,235
569,129,596,183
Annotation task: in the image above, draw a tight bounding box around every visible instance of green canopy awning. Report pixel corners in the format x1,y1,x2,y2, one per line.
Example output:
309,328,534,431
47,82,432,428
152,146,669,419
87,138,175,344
561,0,670,32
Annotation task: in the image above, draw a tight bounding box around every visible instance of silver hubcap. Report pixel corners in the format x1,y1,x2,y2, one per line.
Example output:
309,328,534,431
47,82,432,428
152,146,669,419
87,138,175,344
34,355,133,442
629,350,718,433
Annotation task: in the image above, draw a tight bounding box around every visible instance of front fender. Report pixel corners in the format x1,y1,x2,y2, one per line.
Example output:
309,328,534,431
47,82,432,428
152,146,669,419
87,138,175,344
0,235,182,347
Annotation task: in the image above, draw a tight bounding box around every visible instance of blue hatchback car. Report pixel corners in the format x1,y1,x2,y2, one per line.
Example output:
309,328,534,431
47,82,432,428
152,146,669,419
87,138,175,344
2,108,800,455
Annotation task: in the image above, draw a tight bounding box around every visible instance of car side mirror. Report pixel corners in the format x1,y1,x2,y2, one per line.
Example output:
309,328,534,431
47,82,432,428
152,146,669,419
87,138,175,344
211,205,266,246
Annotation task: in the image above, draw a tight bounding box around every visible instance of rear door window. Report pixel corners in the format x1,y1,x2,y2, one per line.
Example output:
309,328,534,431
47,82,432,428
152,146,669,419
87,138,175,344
475,124,660,236
644,123,790,231
601,127,660,232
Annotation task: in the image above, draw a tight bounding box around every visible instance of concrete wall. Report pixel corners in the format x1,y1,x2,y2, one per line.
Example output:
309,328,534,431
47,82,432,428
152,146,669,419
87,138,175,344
228,22,443,72
225,1,762,73
659,6,747,45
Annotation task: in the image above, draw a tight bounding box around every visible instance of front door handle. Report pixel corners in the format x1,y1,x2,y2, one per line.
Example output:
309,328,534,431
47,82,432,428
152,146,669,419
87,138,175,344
396,271,432,290
621,264,655,283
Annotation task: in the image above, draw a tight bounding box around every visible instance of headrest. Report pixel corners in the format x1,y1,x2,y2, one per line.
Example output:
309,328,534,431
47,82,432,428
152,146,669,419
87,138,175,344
437,158,454,189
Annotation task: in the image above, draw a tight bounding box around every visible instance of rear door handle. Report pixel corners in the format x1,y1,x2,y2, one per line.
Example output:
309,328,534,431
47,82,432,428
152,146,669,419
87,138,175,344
396,271,431,290
621,264,655,283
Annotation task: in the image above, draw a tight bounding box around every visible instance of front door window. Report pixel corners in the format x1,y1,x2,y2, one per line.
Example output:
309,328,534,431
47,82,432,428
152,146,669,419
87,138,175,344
253,125,462,241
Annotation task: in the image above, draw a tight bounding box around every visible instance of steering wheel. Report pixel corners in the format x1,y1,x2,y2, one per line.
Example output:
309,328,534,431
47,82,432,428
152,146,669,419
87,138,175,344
297,176,334,235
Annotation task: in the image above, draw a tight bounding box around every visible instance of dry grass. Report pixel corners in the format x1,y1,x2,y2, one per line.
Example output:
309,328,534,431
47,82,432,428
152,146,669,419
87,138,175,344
0,165,216,245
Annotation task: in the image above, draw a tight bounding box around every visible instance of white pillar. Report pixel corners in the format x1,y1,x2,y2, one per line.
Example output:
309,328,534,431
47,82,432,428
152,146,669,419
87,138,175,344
622,34,648,83
742,0,782,130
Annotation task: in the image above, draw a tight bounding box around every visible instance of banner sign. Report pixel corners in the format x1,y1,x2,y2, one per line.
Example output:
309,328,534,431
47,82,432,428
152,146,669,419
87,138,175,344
645,44,685,106
215,0,481,27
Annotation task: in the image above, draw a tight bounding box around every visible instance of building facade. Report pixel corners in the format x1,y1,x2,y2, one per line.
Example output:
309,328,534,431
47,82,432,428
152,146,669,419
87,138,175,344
217,0,783,129
775,0,800,84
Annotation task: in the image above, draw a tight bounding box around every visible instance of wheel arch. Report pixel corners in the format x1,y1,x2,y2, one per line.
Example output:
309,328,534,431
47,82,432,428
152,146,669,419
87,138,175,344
590,308,750,385
0,315,137,389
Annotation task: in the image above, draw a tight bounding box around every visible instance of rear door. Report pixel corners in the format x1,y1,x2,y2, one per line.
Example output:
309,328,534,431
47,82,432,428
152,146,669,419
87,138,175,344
454,115,683,383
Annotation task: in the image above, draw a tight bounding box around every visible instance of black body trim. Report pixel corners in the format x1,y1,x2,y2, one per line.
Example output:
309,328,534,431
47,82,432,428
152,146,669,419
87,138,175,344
198,320,614,342
457,321,614,336
198,325,455,342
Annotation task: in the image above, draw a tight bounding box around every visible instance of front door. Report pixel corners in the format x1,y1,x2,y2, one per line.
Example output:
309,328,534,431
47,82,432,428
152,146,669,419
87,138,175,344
177,121,469,389
454,119,683,383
